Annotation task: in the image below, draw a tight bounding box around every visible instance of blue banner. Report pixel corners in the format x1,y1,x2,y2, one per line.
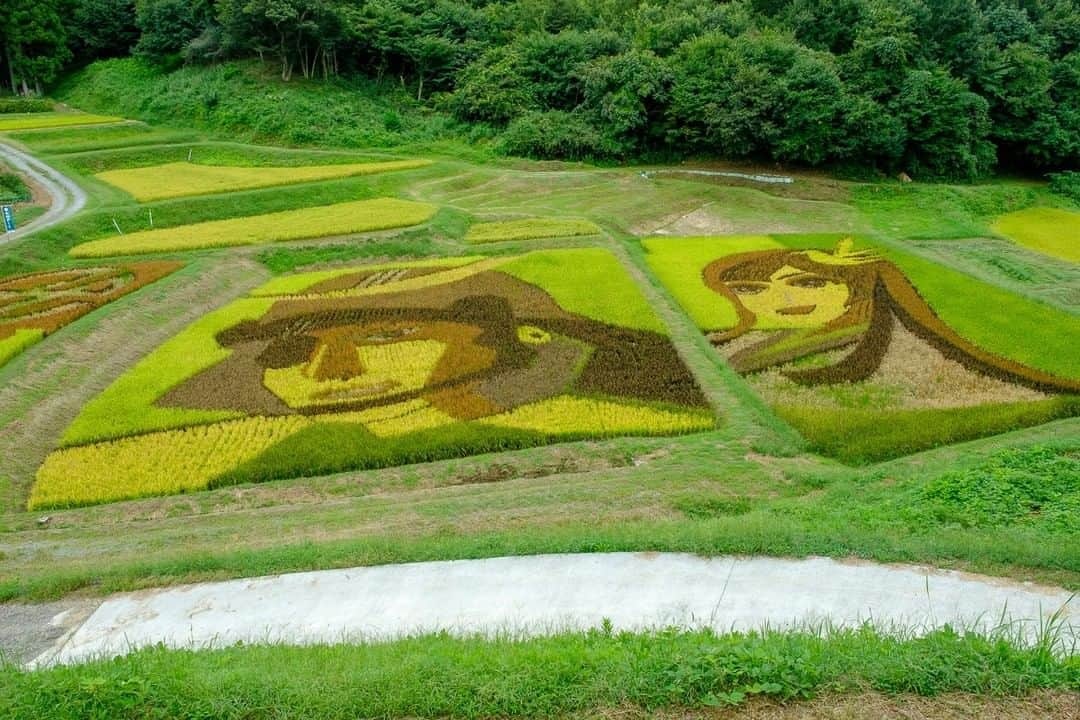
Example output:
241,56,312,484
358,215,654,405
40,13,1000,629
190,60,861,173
1,205,14,233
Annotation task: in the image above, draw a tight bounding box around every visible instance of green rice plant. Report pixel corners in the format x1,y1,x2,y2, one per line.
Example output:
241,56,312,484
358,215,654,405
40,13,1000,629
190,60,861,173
500,248,668,334
881,241,1080,380
0,113,122,131
251,256,483,296
992,207,1080,263
95,159,432,201
69,198,438,257
643,236,782,330
464,218,601,244
775,397,1080,464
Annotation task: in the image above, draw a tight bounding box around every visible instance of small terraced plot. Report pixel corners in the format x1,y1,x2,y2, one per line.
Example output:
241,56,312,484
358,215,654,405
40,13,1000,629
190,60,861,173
645,236,1080,462
0,262,182,367
70,198,437,257
0,112,123,131
465,218,602,244
95,159,432,201
31,249,714,508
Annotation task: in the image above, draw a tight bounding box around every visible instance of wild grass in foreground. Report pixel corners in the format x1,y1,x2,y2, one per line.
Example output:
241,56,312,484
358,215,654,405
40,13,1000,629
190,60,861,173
2,625,1077,719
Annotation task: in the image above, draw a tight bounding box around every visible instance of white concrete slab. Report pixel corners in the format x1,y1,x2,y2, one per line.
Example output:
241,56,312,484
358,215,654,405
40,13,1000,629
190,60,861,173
34,553,1077,666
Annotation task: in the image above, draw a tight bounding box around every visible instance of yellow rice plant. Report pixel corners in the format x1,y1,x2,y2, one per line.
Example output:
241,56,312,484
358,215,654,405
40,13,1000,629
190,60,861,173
482,395,715,436
465,218,602,244
96,159,432,201
70,198,438,257
0,113,123,131
31,415,311,509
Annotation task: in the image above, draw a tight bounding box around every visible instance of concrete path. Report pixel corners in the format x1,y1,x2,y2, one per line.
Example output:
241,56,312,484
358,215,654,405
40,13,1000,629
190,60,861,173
24,553,1076,667
0,140,88,244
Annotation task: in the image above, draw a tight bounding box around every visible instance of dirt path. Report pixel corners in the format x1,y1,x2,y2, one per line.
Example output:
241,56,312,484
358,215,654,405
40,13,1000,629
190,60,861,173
0,257,268,509
0,140,87,243
22,552,1077,667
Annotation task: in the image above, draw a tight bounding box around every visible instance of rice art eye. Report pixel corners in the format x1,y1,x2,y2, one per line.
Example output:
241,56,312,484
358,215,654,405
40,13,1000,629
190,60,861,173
789,276,827,288
728,282,767,295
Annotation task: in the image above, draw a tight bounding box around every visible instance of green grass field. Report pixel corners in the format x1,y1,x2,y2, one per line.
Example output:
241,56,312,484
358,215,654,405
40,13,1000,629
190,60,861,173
1,105,1079,716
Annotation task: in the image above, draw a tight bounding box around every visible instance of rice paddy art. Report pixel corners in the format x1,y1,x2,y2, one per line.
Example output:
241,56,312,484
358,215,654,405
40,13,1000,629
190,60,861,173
0,262,182,367
645,236,1080,462
31,249,714,508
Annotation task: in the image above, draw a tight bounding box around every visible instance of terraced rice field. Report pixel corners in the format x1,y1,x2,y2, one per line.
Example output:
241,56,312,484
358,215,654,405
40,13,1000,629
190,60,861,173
70,198,438,256
465,218,601,244
0,113,123,131
96,159,433,201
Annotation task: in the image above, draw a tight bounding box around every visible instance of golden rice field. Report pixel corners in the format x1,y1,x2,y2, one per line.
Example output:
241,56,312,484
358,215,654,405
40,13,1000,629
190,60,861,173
464,218,602,244
95,159,433,201
0,112,124,131
992,207,1080,263
69,198,438,257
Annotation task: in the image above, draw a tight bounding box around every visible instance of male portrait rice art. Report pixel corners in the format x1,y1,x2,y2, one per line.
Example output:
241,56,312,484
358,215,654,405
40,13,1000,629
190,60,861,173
31,250,714,508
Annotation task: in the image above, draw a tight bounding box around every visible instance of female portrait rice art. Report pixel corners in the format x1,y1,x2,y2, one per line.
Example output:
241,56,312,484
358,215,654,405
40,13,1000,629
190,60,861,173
703,240,1080,395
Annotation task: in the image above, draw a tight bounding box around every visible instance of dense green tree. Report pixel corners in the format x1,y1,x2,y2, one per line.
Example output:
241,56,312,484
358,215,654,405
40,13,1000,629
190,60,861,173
668,32,850,164
217,0,347,80
2,0,72,94
66,0,139,64
578,49,672,155
892,68,996,178
31,0,1080,177
446,46,536,123
134,0,212,67
501,109,608,159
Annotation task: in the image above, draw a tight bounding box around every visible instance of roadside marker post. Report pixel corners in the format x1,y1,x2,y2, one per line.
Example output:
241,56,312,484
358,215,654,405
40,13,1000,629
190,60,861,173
2,205,15,233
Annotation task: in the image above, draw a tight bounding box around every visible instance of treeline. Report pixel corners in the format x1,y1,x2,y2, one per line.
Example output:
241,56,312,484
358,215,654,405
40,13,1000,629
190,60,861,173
3,0,1080,178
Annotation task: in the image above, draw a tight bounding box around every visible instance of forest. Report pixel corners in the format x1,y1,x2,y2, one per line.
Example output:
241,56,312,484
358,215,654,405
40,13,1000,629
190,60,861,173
2,0,1079,179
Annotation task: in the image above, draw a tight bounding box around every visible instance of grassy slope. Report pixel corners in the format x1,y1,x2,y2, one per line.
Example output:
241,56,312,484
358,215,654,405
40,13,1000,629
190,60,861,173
54,58,469,152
